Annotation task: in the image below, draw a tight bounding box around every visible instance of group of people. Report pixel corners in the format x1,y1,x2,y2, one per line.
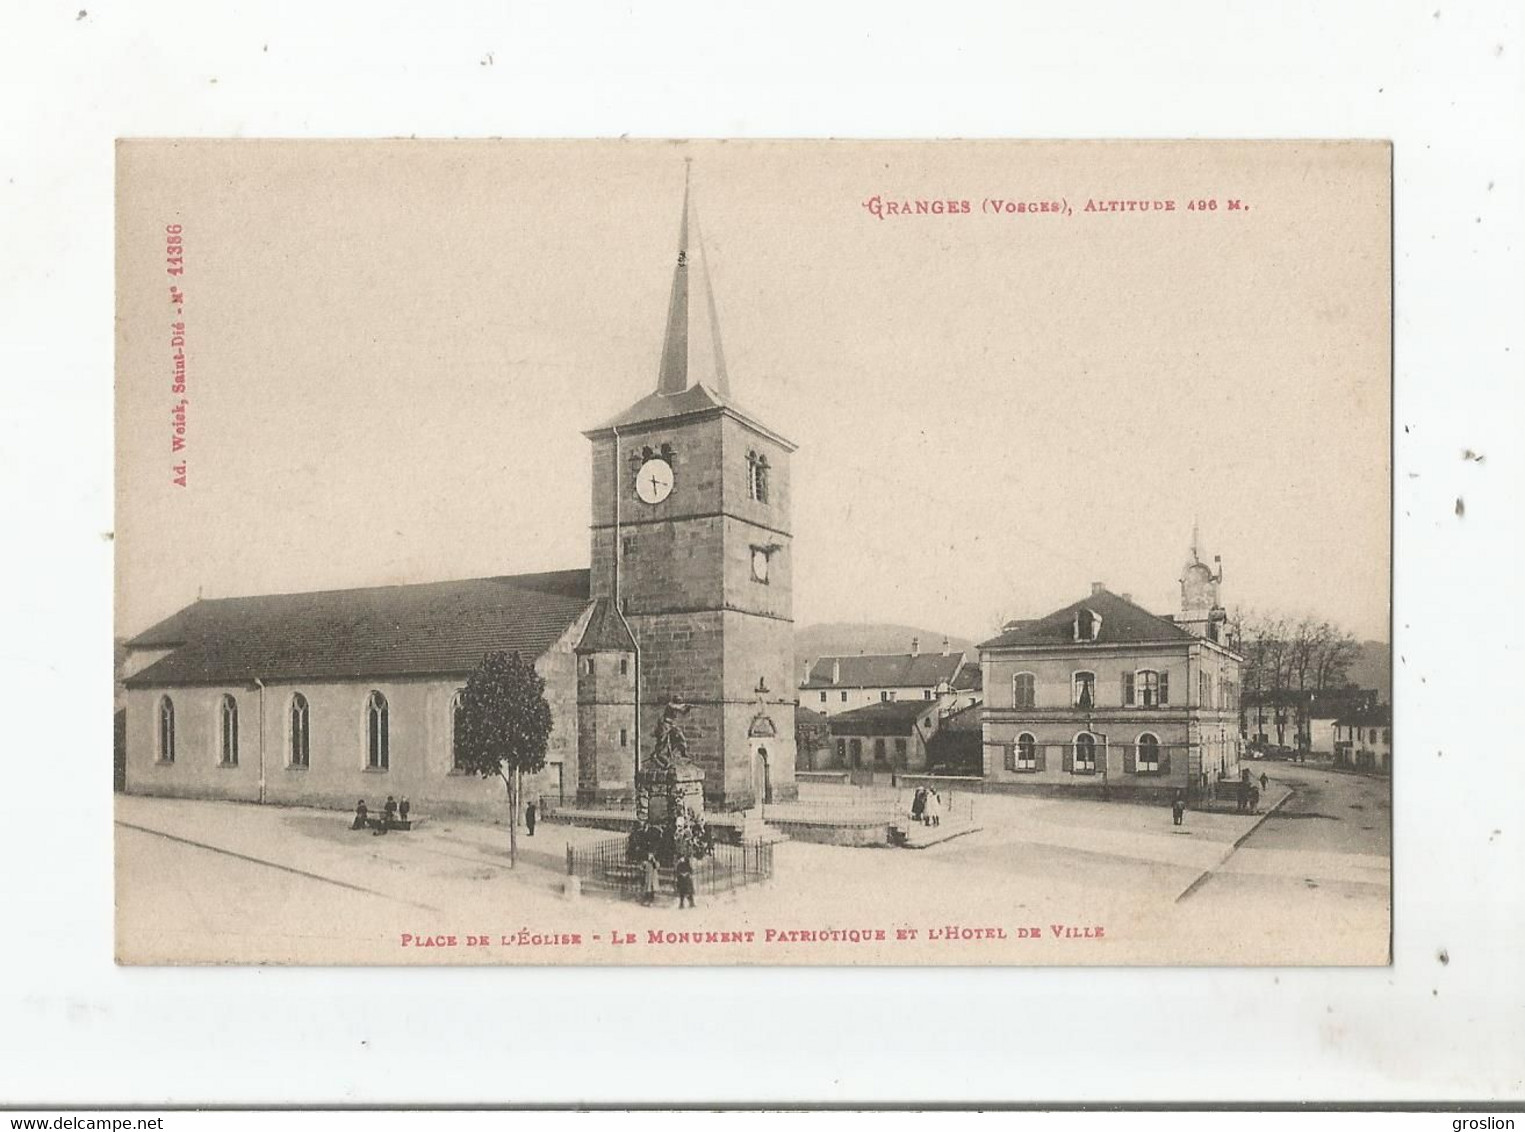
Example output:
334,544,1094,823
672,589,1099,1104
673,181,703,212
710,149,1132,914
351,795,409,833
640,852,697,909
909,785,943,827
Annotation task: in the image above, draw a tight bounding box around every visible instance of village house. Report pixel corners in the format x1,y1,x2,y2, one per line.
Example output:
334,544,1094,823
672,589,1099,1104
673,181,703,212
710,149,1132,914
1333,704,1392,772
978,534,1243,801
800,639,981,716
825,699,944,779
122,178,799,818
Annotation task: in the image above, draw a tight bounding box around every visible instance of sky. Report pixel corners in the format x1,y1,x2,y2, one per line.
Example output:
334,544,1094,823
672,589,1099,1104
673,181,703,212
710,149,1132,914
116,140,1391,643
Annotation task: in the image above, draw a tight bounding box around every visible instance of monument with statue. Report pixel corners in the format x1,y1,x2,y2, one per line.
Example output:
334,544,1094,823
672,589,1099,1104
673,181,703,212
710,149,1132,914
627,700,714,865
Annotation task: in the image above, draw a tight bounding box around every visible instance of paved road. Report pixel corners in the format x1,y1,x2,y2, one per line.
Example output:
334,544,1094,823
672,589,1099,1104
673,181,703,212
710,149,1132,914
1176,759,1392,963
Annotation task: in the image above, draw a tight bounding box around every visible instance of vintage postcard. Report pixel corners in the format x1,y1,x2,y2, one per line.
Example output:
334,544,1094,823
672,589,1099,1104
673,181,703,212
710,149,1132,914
114,139,1391,966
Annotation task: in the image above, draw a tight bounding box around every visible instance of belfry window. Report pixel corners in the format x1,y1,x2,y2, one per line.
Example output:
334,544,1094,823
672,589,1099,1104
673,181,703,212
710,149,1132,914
746,450,770,503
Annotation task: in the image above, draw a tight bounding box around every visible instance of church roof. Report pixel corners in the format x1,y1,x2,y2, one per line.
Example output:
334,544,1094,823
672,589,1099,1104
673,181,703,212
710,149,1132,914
801,651,968,691
124,569,593,687
584,166,794,449
575,597,638,653
979,588,1195,650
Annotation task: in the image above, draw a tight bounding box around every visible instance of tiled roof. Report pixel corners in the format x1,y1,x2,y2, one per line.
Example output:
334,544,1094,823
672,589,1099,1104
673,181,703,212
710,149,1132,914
801,651,966,690
827,699,935,736
1334,704,1391,728
939,702,984,732
584,382,791,448
124,570,593,688
952,661,982,691
979,589,1195,650
576,598,637,653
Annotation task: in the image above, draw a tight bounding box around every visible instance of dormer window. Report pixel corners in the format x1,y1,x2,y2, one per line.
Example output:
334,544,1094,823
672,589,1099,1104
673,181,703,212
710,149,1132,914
1073,608,1102,642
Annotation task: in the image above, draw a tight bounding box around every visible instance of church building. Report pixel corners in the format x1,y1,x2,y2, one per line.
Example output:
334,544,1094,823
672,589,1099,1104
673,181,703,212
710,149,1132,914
121,175,798,818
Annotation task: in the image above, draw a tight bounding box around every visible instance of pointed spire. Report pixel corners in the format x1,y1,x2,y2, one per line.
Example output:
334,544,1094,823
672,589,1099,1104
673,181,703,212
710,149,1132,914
657,161,730,397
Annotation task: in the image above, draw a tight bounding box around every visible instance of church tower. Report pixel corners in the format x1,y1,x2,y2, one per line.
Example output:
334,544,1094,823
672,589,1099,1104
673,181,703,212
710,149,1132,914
1178,520,1228,642
582,168,798,809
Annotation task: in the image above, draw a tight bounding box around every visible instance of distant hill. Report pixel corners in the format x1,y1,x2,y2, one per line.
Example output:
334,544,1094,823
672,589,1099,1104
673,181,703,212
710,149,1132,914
1346,640,1392,702
795,622,976,683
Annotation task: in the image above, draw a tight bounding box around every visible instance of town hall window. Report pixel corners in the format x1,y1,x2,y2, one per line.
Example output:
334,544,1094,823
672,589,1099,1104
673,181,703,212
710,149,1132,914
1015,732,1037,770
219,694,239,767
1136,732,1161,773
289,693,310,768
366,690,389,771
1072,671,1096,709
746,450,770,503
1073,732,1097,773
1013,672,1036,709
157,695,175,763
1125,670,1166,707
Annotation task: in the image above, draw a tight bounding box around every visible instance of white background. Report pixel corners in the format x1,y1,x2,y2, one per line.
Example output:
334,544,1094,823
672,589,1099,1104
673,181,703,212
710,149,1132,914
1,0,1521,1107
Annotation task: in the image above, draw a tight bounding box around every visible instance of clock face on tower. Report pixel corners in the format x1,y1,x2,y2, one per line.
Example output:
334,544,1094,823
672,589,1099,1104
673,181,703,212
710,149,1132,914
751,546,770,583
635,457,674,505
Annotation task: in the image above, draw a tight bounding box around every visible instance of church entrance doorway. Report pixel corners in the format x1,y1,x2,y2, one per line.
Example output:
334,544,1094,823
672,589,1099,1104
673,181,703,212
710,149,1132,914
755,745,772,806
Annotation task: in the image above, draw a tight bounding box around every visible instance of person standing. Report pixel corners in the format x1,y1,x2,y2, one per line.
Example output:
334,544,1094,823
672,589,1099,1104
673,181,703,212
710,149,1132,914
351,800,369,831
675,855,696,909
383,795,398,824
398,796,410,824
525,800,537,837
1259,771,1269,793
910,786,927,826
1171,791,1186,827
641,852,658,906
927,787,942,828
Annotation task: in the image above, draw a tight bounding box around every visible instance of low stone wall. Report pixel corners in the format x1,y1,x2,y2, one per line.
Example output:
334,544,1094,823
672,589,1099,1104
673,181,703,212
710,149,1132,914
764,815,889,847
796,770,852,786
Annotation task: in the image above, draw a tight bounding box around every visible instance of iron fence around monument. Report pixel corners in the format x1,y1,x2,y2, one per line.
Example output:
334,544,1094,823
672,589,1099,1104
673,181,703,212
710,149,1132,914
565,835,773,899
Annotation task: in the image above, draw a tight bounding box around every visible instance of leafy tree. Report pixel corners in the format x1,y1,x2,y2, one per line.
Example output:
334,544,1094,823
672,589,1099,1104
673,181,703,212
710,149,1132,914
454,650,553,868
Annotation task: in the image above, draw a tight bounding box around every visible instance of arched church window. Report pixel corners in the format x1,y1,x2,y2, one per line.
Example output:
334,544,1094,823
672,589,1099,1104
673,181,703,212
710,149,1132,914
366,691,389,770
289,693,310,768
451,690,465,771
219,694,239,766
157,696,175,763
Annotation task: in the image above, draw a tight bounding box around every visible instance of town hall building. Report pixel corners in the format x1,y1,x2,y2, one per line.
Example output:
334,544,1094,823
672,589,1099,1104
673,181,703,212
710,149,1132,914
978,531,1243,800
121,176,799,819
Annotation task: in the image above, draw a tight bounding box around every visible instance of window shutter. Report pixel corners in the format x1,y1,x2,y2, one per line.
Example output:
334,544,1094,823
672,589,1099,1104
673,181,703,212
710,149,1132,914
1124,744,1136,775
1159,672,1170,705
1122,672,1135,706
1159,747,1171,774
1004,744,1015,772
1036,745,1047,772
1062,745,1073,773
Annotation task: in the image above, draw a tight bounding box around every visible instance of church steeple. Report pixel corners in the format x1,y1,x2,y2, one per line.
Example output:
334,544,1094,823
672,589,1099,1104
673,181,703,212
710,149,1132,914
656,162,730,398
